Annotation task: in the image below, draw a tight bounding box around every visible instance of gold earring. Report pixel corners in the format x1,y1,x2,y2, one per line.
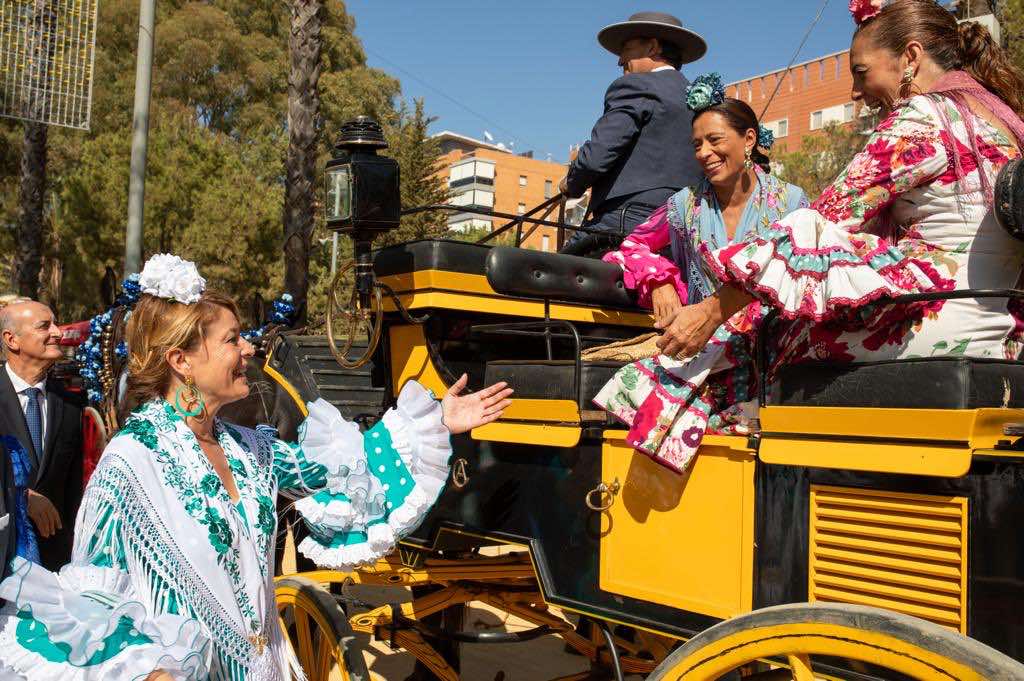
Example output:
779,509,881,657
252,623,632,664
899,66,914,96
743,147,753,170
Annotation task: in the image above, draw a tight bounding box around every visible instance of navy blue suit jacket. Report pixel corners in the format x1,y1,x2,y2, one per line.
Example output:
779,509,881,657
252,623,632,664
566,69,703,215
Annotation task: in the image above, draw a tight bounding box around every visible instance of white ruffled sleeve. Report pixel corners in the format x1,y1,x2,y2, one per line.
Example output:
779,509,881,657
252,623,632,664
284,381,453,570
0,557,211,680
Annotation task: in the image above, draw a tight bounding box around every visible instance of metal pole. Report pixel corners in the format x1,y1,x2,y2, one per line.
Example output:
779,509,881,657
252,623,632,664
123,0,156,277
331,232,338,275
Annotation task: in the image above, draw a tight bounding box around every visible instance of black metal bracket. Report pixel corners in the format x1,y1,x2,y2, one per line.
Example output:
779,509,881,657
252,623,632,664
376,281,431,324
471,299,584,410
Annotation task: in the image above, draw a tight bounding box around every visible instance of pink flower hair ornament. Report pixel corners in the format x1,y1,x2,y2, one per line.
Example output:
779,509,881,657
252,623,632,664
849,0,886,24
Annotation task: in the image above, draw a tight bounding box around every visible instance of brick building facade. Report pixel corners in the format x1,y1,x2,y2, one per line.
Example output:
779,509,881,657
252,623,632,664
726,14,1000,154
434,131,568,252
726,50,859,154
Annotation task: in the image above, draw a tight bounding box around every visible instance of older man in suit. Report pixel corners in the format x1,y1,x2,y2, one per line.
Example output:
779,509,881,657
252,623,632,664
560,11,706,256
0,300,83,570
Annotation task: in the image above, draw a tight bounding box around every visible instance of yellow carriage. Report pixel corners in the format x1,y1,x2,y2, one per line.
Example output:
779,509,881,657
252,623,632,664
266,118,1024,680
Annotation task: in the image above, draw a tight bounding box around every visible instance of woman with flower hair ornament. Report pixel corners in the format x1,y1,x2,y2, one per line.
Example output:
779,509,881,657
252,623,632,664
0,254,512,680
595,72,809,461
594,0,1024,473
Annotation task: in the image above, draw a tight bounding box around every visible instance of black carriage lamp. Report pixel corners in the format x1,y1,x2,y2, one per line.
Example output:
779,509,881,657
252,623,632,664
324,115,401,235
323,116,402,369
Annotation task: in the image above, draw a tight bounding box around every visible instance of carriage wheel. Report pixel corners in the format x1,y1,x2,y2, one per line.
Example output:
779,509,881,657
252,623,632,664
276,577,370,681
646,603,1024,681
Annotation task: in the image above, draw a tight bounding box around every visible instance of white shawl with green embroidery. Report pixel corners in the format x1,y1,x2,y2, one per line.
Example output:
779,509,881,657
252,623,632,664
0,381,450,681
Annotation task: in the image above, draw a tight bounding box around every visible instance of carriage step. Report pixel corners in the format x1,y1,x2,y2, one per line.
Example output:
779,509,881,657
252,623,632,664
313,383,386,393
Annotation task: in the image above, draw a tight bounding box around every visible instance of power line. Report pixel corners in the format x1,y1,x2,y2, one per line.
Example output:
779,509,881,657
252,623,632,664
364,48,539,151
760,0,832,120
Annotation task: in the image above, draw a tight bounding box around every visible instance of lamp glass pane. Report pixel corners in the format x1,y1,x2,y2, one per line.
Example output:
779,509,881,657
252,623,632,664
325,165,352,222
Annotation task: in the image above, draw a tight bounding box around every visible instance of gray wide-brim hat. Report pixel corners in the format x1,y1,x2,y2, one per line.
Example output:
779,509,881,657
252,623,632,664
597,11,707,65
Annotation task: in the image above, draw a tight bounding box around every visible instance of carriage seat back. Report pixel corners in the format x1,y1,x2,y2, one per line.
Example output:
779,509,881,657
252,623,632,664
771,356,1024,409
373,239,492,277
485,246,637,309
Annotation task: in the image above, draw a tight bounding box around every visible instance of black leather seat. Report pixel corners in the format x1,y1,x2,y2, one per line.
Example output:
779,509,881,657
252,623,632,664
771,357,1024,409
373,239,492,277
484,360,626,404
485,246,636,309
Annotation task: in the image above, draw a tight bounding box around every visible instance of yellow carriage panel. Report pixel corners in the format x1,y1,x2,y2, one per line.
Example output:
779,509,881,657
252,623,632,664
598,432,756,621
808,485,969,633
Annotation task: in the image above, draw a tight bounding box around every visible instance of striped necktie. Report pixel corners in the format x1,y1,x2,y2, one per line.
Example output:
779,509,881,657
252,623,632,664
23,387,43,461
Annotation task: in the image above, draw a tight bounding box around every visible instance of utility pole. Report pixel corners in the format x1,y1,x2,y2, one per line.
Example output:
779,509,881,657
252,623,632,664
123,0,156,277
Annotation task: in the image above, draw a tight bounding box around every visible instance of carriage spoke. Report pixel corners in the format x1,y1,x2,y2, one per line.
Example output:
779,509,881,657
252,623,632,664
786,653,814,681
295,607,315,669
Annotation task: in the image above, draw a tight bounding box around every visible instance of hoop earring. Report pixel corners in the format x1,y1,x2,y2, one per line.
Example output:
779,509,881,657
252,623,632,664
743,147,753,170
175,376,205,418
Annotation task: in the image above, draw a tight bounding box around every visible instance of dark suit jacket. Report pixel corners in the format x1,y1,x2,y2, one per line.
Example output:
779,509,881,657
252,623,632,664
565,69,703,215
0,440,13,582
0,367,84,570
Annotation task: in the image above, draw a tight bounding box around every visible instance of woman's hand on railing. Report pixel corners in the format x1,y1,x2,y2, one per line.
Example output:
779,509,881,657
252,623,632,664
441,374,514,434
650,283,683,328
654,285,752,359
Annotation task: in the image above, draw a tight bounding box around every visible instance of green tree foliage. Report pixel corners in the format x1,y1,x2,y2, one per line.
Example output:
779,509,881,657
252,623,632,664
774,121,872,199
0,0,447,323
380,99,450,247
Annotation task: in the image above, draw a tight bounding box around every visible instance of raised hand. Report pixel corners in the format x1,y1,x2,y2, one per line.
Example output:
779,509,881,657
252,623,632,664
441,374,514,435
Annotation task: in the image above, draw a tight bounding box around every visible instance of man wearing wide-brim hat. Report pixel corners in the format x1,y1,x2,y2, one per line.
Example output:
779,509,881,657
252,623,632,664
559,12,706,256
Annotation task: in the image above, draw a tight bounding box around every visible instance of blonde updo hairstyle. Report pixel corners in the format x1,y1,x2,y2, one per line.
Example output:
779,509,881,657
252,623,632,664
124,290,240,405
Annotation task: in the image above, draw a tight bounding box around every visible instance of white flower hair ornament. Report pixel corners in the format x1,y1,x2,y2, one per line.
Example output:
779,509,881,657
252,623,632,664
138,254,206,305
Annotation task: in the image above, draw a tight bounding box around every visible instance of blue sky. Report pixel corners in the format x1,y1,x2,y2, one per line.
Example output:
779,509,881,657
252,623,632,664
344,1,857,163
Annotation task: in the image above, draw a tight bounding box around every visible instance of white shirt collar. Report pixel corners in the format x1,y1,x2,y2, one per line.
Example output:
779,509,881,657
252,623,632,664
652,65,676,72
6,363,46,395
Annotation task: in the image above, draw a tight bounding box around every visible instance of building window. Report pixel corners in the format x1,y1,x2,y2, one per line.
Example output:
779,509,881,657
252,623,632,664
764,118,788,139
519,175,527,187
811,103,857,131
517,202,526,215
449,159,495,188
541,235,550,252
544,179,553,199
451,189,494,210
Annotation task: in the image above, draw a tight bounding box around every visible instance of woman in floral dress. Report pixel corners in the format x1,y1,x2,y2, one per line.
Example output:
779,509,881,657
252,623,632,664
598,79,808,466
595,0,1024,472
0,255,512,680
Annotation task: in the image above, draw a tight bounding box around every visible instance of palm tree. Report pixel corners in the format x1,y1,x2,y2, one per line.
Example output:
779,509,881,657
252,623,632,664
13,1,58,299
283,0,323,325
14,121,47,299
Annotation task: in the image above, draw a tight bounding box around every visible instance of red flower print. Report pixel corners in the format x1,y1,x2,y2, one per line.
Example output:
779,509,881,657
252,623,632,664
681,426,703,449
807,324,855,362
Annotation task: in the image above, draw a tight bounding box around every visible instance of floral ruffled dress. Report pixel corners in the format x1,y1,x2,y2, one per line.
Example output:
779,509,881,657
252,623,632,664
597,171,807,470
595,93,1024,472
0,381,450,681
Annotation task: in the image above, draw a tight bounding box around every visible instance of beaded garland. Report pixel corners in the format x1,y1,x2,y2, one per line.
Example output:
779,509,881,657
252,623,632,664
75,274,142,405
240,294,297,343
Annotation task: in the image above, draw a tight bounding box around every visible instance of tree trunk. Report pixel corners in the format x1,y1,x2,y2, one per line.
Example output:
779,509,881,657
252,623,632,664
14,121,47,299
283,0,323,325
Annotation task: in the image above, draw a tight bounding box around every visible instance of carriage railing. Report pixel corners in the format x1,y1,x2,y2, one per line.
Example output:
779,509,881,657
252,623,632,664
401,194,597,250
754,288,1024,407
